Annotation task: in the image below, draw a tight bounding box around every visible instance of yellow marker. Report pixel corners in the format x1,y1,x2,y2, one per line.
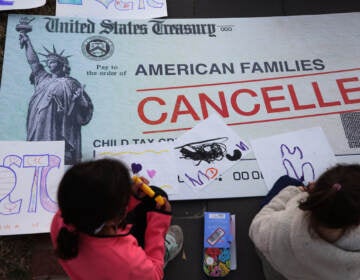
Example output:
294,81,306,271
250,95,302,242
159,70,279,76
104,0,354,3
132,176,165,206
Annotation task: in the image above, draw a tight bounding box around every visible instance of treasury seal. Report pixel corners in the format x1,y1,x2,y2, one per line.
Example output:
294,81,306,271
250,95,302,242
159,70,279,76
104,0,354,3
81,36,114,61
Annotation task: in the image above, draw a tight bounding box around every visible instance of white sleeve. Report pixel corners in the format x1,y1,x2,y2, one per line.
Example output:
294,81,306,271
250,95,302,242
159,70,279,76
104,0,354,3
249,186,303,253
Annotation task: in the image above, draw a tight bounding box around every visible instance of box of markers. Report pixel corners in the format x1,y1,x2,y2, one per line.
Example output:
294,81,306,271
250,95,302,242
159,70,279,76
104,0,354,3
203,212,233,277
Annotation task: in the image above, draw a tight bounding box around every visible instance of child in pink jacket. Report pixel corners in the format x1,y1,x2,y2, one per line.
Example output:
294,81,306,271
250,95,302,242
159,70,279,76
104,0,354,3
50,158,183,280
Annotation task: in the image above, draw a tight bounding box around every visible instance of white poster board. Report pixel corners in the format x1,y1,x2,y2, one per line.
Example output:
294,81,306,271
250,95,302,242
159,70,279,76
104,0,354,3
251,127,337,189
95,142,179,195
173,115,251,191
0,141,64,235
95,115,251,198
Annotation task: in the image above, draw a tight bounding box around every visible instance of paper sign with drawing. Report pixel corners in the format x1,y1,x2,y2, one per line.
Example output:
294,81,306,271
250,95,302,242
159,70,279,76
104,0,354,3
173,115,251,190
0,141,64,235
251,127,337,190
95,142,179,195
96,115,251,194
56,0,168,19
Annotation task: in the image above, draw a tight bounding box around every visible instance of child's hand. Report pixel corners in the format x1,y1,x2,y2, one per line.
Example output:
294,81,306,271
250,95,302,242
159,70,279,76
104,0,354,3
156,197,172,213
298,182,315,192
306,182,315,192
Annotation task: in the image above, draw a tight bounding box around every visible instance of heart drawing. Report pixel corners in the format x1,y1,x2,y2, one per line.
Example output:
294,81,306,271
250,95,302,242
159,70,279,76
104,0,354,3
147,169,156,178
131,163,142,174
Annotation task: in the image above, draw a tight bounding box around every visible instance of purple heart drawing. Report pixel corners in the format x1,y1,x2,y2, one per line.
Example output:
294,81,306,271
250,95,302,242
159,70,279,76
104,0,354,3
147,169,156,178
131,163,142,174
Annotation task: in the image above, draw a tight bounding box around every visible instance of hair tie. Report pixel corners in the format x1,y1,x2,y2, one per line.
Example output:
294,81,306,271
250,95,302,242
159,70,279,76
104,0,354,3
332,183,342,191
93,223,106,235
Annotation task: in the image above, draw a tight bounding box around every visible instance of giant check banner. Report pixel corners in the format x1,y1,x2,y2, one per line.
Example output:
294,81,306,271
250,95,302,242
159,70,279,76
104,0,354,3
1,13,359,200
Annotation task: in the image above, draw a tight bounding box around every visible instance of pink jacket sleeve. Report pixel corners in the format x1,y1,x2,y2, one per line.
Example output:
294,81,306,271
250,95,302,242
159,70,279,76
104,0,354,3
128,211,171,279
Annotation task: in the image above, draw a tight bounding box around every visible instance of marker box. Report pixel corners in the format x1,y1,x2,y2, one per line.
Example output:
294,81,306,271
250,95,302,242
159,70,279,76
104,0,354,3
203,212,233,277
204,212,232,248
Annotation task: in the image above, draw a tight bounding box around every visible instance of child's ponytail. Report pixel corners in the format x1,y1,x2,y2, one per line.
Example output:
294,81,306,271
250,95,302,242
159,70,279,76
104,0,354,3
299,164,360,229
55,227,79,260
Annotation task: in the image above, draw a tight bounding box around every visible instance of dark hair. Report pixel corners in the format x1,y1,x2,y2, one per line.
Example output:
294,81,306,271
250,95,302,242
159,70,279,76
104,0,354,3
299,164,360,230
55,158,132,259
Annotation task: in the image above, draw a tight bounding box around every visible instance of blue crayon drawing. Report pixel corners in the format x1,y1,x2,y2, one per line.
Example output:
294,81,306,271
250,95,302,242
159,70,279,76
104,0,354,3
0,0,14,6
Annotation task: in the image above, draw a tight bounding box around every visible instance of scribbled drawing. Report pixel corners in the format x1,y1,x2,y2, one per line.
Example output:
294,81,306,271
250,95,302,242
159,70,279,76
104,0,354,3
177,139,226,165
172,115,252,190
184,170,209,187
0,156,22,215
205,167,218,179
175,137,242,166
280,143,303,159
280,144,315,182
184,167,221,187
225,149,242,161
235,141,250,152
282,159,315,182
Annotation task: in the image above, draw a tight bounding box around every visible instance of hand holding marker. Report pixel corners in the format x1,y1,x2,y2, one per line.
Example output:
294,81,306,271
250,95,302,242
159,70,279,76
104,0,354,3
132,175,166,206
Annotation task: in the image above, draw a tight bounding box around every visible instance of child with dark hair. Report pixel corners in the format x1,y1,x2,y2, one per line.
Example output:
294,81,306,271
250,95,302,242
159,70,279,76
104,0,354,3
50,158,183,280
249,164,360,280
